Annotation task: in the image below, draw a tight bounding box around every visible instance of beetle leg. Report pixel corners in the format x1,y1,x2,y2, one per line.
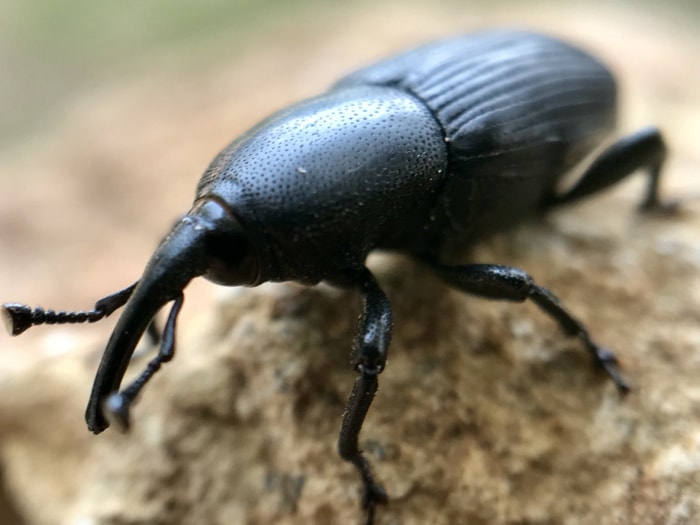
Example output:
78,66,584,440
101,292,184,431
426,262,630,393
551,126,675,212
337,267,392,524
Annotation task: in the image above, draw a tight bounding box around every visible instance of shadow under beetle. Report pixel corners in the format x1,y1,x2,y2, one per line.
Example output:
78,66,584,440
2,30,672,524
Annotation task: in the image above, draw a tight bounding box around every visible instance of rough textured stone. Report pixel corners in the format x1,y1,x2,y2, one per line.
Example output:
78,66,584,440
1,3,699,525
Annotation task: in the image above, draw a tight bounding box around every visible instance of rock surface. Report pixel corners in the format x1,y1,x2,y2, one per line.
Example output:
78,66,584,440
1,3,699,525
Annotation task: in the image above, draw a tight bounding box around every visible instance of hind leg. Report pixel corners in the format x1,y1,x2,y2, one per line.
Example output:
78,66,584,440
552,126,673,212
424,261,630,392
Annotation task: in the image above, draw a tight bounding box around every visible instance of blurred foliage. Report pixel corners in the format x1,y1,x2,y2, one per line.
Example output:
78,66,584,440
1,0,313,68
0,0,326,144
0,0,696,146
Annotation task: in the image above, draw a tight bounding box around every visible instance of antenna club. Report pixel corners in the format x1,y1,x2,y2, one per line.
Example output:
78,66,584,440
2,304,35,336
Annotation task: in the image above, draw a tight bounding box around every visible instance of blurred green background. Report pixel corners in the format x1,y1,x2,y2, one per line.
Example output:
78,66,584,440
0,0,318,145
0,0,697,148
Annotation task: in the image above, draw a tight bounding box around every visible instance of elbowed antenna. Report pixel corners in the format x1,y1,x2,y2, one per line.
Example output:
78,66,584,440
2,283,139,336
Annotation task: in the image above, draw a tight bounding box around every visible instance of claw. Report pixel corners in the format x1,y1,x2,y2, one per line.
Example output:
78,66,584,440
638,197,682,216
595,347,631,395
102,393,131,433
362,481,388,525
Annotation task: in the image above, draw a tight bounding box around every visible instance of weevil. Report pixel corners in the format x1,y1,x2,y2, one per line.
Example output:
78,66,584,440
2,30,672,524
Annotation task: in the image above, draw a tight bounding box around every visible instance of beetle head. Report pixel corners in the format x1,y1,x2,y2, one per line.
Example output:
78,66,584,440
82,197,262,433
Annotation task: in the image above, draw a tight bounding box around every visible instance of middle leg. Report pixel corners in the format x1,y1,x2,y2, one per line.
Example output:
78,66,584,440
336,266,393,525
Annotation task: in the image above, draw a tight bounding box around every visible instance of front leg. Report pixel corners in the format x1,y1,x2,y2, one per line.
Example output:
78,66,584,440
337,267,393,525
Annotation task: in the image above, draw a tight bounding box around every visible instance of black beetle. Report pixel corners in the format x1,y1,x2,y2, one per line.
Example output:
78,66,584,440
2,29,671,524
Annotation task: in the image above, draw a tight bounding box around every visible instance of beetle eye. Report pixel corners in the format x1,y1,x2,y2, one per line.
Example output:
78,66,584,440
204,233,259,286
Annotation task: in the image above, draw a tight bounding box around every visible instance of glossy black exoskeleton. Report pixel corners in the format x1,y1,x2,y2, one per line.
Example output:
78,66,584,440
2,30,672,525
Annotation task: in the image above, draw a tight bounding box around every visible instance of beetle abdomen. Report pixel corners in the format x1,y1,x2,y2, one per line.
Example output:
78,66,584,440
337,30,618,246
336,30,616,152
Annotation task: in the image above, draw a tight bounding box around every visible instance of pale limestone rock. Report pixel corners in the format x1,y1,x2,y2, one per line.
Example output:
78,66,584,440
0,5,699,525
